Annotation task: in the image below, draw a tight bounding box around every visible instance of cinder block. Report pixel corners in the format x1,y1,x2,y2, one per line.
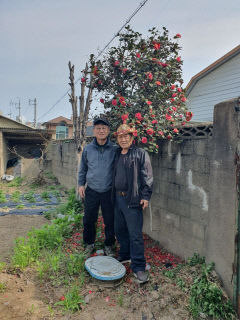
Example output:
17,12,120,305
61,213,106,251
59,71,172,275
167,198,191,217
181,140,194,155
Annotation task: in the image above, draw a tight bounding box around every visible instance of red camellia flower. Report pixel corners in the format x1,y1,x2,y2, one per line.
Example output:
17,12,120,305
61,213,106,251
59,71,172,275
147,128,154,135
167,135,172,140
181,96,187,102
161,63,168,68
136,52,141,58
173,128,179,133
119,96,125,101
176,57,181,62
135,112,143,121
155,81,161,86
146,72,153,80
120,101,126,107
170,85,175,90
185,111,193,121
175,33,181,38
122,68,128,74
93,66,98,76
165,114,172,121
121,114,128,121
172,93,177,98
146,100,152,105
81,77,86,83
171,98,175,102
153,42,161,50
60,296,65,301
112,99,117,106
172,106,177,111
133,130,138,137
158,130,164,136
152,120,157,124
182,121,186,126
114,60,120,66
177,87,182,92
100,98,104,104
141,137,147,144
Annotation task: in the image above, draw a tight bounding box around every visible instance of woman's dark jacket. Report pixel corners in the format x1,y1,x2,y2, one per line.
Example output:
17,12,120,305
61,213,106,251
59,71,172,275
112,145,153,207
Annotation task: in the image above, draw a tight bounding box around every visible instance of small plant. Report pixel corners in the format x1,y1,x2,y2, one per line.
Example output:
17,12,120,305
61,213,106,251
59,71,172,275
0,190,6,203
8,177,23,187
44,171,56,180
11,191,21,203
0,282,6,293
55,285,85,312
187,252,205,266
176,277,186,291
65,253,85,276
16,204,25,209
117,289,124,307
41,191,50,201
0,262,6,272
163,270,175,279
24,191,36,203
189,260,236,319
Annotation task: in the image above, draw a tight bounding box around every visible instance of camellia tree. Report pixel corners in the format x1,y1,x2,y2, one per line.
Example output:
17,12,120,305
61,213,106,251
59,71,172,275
90,26,193,153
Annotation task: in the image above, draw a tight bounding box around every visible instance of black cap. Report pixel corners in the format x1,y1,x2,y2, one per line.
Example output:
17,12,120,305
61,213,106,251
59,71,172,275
93,117,109,126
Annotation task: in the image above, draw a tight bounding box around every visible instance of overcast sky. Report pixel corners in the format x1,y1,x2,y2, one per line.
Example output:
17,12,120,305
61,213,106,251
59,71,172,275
0,0,239,123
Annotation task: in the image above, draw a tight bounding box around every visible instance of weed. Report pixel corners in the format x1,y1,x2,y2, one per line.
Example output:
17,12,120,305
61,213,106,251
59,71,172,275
0,282,6,293
117,289,124,307
44,171,56,180
16,204,25,209
47,304,55,318
55,284,85,312
11,190,21,202
8,177,23,187
189,258,236,319
163,270,175,279
65,253,85,276
0,262,6,272
41,191,50,201
187,252,205,266
176,277,186,290
24,191,36,203
0,190,6,203
2,206,9,209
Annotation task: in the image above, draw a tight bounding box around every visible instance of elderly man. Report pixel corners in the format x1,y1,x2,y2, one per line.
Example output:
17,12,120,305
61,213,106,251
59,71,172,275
113,124,153,283
78,118,116,257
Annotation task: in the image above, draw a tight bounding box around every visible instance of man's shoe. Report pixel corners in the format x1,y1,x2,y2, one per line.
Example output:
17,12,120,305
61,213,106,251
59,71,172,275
133,271,149,283
116,256,131,264
104,246,115,257
85,244,95,257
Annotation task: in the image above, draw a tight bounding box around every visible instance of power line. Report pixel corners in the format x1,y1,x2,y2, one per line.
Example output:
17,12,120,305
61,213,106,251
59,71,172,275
37,0,150,121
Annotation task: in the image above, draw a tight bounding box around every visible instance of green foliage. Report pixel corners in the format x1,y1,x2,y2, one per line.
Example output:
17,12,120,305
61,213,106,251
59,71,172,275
41,191,50,201
44,171,56,180
0,190,6,203
16,204,25,209
0,282,6,293
54,285,85,312
90,25,192,153
189,261,236,319
65,253,85,276
11,190,21,202
117,289,124,307
0,262,6,272
187,252,205,266
8,177,23,187
24,191,36,203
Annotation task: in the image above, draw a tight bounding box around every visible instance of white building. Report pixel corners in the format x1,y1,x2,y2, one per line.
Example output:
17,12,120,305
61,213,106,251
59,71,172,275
186,45,240,122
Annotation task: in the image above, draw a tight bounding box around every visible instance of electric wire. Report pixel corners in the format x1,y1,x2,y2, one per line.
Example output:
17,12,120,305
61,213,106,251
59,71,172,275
37,0,150,121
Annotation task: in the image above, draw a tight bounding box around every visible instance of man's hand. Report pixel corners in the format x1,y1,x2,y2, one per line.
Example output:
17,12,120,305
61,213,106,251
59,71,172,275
78,186,85,199
140,199,149,210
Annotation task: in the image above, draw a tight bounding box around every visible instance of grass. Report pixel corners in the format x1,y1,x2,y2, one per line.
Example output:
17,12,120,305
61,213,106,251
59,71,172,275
11,191,21,203
8,177,24,187
16,204,25,209
0,190,6,203
11,189,86,312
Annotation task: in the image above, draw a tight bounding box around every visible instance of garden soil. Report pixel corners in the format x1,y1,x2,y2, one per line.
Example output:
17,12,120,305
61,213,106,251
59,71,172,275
0,215,192,320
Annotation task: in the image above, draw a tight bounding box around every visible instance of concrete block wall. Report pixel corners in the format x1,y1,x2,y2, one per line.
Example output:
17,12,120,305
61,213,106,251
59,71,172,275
46,140,78,189
144,137,211,260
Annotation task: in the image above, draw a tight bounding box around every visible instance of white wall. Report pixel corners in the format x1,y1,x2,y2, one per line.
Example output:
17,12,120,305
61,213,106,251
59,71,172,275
186,53,240,122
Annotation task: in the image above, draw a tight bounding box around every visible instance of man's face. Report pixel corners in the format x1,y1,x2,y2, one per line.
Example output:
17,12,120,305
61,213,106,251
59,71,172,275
117,133,133,150
93,124,110,141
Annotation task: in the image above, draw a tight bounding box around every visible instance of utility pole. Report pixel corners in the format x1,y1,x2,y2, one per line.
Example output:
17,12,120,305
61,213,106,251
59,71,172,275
14,97,21,121
8,100,13,118
29,98,37,127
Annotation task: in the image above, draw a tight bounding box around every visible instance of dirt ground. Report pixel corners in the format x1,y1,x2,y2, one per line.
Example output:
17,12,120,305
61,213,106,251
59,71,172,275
0,214,191,320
